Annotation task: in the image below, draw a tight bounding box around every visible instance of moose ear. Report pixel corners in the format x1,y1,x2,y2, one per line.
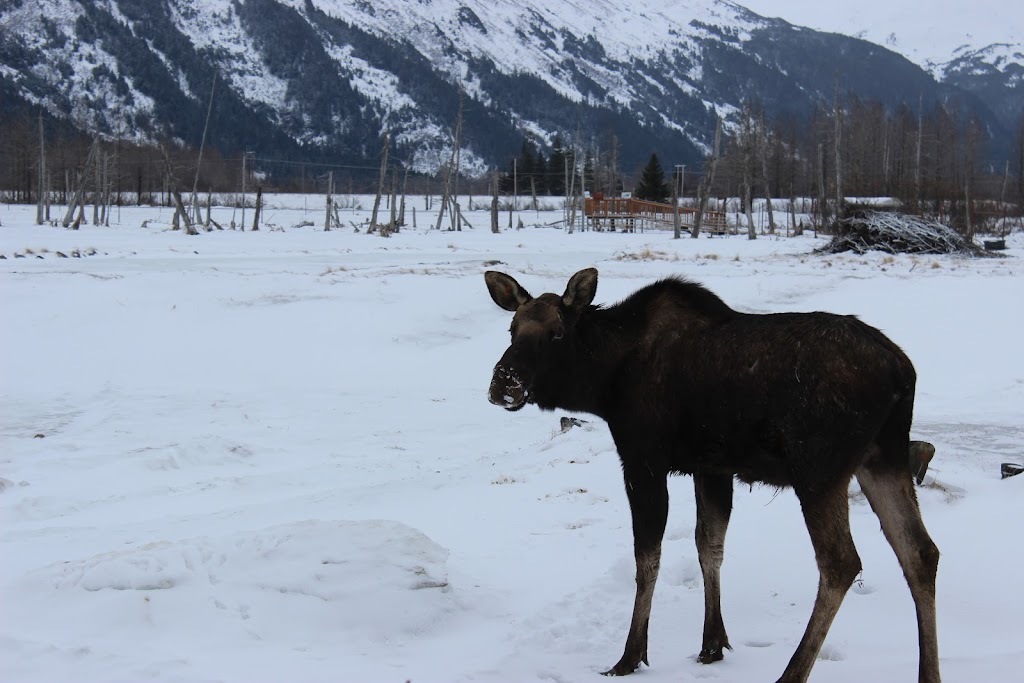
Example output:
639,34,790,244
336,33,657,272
485,271,533,312
563,268,598,311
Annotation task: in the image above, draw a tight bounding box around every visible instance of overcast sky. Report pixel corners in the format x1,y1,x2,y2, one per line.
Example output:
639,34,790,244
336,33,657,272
736,0,1021,64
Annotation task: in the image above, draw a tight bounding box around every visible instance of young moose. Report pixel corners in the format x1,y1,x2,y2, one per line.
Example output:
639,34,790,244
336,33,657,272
485,268,940,683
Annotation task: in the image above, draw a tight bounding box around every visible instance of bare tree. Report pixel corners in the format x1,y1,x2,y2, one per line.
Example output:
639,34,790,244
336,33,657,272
190,74,217,225
759,115,776,234
369,133,389,232
324,170,333,231
61,139,97,229
833,70,844,217
490,169,500,233
251,184,262,231
36,112,45,225
160,145,198,235
692,116,722,239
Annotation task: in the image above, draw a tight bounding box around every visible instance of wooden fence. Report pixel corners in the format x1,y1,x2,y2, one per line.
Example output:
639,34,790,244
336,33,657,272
583,197,727,233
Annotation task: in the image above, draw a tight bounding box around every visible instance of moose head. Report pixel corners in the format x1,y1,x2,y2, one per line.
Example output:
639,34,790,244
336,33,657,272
484,268,598,411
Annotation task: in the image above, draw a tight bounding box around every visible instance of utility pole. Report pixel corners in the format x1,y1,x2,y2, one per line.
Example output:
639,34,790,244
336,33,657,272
513,158,518,212
673,164,681,239
240,152,247,230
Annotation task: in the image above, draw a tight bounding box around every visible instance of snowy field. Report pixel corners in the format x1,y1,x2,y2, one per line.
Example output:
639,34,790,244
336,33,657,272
1,197,1022,683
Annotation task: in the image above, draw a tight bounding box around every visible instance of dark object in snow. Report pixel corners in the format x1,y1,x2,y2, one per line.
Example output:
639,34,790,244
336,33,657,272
560,416,589,432
1001,463,1024,479
484,268,940,683
819,209,992,256
909,441,936,485
33,433,45,439
984,239,1006,251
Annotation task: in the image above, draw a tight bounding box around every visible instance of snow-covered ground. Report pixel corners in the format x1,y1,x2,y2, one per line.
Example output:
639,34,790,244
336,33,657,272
1,198,1022,683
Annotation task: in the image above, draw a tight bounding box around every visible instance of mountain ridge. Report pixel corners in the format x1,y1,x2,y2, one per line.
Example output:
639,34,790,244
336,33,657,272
1,0,1017,175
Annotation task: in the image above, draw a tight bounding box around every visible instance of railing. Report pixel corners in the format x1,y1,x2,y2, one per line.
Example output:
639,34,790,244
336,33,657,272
583,197,727,230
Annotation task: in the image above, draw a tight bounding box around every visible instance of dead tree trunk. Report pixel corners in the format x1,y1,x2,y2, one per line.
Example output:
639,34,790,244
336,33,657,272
434,157,453,231
692,117,722,238
491,170,500,233
190,74,216,225
36,112,45,225
369,134,389,233
818,143,828,231
567,142,578,234
92,147,101,226
449,91,464,232
759,116,776,234
834,70,844,219
62,140,98,228
325,170,333,231
915,93,923,211
158,145,199,235
398,167,408,228
238,153,245,230
388,168,398,233
251,185,262,231
102,152,112,227
172,190,197,235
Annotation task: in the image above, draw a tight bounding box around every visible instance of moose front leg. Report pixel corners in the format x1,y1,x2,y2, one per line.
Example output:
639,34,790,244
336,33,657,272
604,466,669,676
694,471,734,664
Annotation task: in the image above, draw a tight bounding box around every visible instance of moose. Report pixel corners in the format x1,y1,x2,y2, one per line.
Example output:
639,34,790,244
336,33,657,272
485,268,940,683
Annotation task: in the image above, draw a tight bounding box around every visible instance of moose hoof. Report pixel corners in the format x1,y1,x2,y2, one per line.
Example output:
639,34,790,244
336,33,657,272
601,663,637,677
602,653,648,676
697,647,725,664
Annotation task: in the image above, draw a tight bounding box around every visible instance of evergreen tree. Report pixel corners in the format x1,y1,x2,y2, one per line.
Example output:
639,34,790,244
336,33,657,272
634,153,670,202
534,149,548,195
547,135,567,196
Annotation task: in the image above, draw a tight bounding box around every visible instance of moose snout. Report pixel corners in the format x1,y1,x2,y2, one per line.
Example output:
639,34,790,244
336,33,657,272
489,364,528,411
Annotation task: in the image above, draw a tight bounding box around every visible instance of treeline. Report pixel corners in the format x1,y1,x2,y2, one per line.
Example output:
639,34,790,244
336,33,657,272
707,96,1024,229
0,113,394,210
495,93,1024,230
4,91,1023,233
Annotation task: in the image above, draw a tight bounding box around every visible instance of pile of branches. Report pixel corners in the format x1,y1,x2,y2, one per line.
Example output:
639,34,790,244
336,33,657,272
819,209,991,256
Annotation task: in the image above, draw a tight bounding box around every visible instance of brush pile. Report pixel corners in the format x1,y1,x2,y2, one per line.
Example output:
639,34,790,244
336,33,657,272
819,209,990,256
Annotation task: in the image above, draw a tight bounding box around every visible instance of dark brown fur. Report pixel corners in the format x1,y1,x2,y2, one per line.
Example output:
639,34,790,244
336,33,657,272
485,268,940,683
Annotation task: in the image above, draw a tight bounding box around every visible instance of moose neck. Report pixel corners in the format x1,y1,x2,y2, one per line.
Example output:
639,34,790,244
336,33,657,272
545,306,636,420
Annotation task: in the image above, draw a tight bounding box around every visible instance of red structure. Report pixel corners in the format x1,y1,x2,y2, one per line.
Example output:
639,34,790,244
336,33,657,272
583,197,727,233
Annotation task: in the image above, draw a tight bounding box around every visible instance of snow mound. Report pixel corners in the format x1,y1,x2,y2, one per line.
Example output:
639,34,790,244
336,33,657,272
14,520,454,647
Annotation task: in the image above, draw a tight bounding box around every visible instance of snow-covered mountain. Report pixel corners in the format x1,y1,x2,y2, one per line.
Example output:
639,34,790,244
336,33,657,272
935,43,1023,135
0,0,1015,173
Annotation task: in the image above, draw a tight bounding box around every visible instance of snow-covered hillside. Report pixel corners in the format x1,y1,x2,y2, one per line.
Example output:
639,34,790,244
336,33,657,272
1,200,1022,682
739,0,1021,69
3,0,1013,172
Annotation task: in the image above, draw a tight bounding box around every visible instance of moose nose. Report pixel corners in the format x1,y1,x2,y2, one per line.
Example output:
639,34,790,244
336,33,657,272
489,365,528,410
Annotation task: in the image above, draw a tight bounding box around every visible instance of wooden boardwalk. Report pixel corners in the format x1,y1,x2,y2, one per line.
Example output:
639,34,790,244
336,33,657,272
583,197,727,233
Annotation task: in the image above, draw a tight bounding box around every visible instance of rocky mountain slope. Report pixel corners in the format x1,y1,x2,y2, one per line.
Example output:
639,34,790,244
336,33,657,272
0,0,1016,173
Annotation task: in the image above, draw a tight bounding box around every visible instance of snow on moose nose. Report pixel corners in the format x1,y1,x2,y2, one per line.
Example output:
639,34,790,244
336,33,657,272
489,365,527,410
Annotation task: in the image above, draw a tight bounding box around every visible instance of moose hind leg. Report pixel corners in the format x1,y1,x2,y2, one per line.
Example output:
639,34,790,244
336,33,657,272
777,483,861,683
857,463,941,683
694,472,734,664
604,467,669,676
